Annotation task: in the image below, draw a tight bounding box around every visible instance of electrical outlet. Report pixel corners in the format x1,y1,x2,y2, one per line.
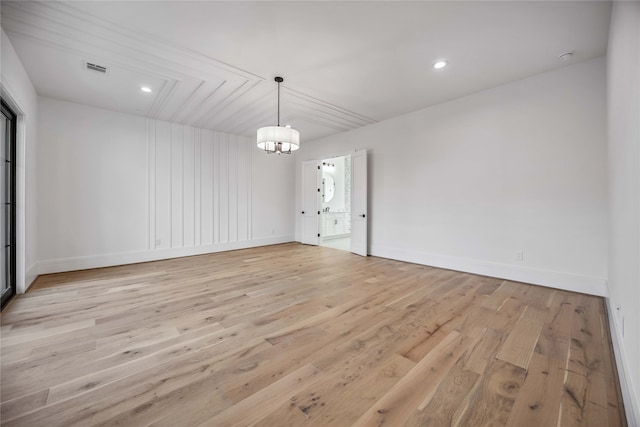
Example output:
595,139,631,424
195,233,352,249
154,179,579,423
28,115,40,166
515,251,524,261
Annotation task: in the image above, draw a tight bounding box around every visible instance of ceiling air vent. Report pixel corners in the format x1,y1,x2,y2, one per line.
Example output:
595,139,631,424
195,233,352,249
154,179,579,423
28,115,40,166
84,61,109,74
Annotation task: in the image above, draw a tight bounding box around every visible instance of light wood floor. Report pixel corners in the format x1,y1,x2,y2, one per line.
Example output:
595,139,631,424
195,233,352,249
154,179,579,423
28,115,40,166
0,243,626,426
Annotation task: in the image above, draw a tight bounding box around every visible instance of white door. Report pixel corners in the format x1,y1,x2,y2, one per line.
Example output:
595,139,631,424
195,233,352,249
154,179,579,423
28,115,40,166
350,150,368,256
301,160,320,245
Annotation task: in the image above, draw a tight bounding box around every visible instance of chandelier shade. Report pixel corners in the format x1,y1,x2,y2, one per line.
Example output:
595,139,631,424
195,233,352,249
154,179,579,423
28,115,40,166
257,76,300,154
257,125,300,153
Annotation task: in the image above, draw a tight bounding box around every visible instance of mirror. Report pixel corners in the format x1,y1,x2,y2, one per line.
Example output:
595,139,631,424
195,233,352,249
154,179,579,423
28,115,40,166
323,175,335,203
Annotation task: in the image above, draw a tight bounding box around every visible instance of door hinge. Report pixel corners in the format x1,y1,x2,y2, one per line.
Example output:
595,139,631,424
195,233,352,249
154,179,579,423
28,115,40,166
317,233,320,237
317,166,320,170
317,188,320,192
318,211,320,215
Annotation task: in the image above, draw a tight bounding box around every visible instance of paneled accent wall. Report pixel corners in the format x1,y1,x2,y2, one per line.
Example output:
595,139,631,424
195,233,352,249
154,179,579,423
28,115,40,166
37,98,294,275
149,120,252,252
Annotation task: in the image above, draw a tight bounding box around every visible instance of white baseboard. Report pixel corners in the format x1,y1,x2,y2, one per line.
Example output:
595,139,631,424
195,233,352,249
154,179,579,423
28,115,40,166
36,235,294,275
370,245,607,296
605,298,639,427
24,264,38,292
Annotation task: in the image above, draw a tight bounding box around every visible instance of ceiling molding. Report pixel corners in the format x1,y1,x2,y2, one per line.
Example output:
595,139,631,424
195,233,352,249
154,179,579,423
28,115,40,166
2,1,610,143
288,99,369,130
192,79,258,129
168,80,209,124
1,2,258,123
208,89,276,136
1,1,380,140
2,1,261,81
171,80,226,125
290,116,352,133
285,87,376,127
148,80,179,119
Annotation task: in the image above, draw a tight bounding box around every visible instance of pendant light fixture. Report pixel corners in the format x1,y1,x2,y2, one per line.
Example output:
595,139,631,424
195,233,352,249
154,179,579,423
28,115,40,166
257,76,300,154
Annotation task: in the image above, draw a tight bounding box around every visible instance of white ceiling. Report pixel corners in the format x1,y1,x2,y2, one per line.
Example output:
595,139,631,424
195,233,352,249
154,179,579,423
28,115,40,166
1,1,611,142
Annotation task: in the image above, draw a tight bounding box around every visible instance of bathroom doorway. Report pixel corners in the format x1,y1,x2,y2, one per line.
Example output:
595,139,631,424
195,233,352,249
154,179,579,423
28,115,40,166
320,155,351,251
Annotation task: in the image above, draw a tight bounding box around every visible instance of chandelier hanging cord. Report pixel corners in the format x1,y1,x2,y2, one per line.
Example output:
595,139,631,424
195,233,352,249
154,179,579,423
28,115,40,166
276,76,283,127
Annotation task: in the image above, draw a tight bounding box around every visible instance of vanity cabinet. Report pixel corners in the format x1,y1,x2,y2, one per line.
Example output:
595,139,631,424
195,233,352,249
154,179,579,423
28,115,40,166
323,212,351,238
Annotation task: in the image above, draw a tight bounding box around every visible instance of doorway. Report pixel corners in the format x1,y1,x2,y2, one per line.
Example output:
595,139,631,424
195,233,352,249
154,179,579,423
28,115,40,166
320,155,351,251
1,99,17,309
300,149,367,256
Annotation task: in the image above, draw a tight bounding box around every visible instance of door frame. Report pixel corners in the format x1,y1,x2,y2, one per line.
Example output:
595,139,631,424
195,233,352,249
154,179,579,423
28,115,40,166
301,149,368,255
1,99,17,309
1,83,28,296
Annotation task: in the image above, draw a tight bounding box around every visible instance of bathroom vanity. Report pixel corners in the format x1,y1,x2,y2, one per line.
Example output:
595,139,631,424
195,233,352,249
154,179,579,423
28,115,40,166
322,212,351,239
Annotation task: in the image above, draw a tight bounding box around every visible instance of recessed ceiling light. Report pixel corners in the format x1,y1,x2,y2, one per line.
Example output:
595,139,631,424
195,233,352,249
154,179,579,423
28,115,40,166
140,86,152,93
433,60,448,70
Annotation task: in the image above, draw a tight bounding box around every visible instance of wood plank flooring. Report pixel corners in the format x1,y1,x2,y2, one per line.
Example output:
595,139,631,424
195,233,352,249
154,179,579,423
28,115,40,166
0,243,626,426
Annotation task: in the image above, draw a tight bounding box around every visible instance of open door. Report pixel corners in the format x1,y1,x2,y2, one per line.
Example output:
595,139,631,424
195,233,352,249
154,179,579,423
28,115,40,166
301,160,320,245
350,150,368,256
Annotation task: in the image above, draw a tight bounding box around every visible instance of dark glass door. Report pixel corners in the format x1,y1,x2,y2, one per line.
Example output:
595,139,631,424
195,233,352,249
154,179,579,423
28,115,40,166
1,99,17,310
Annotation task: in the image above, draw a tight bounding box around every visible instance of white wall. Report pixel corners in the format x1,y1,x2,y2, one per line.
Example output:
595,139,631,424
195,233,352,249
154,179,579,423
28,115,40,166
0,28,38,292
37,97,294,273
606,1,640,424
296,57,608,296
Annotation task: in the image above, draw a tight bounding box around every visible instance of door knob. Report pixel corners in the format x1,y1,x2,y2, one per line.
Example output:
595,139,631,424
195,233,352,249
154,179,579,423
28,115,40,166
360,214,366,218
301,211,305,214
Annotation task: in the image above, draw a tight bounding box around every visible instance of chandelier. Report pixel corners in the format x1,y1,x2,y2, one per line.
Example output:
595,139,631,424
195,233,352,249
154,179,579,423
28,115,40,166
257,77,300,154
